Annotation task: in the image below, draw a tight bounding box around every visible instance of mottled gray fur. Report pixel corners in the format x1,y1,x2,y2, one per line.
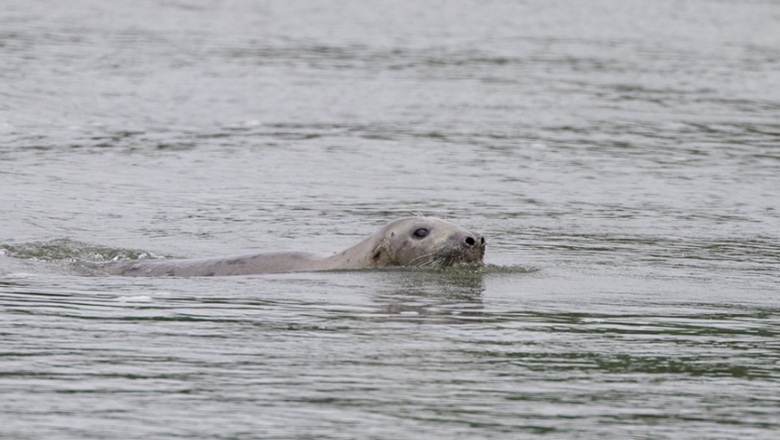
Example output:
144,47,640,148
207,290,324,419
105,217,485,277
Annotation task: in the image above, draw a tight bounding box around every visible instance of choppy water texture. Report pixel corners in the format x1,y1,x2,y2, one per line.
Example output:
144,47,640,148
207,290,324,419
2,0,780,438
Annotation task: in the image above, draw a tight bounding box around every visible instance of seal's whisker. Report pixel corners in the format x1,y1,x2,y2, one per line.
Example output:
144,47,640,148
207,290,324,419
409,253,432,264
425,257,444,269
422,257,441,269
417,254,440,269
410,257,431,267
409,251,438,266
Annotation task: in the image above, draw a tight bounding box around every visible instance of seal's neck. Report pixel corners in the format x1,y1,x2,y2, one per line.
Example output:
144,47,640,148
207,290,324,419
319,232,395,270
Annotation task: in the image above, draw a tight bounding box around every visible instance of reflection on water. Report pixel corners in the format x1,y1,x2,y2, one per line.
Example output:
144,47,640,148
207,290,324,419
2,0,780,438
369,268,487,323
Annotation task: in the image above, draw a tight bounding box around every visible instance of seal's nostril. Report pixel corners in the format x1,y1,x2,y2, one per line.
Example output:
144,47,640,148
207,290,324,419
480,236,485,245
464,236,476,247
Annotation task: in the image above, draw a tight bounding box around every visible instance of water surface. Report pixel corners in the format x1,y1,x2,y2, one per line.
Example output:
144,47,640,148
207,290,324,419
2,0,780,438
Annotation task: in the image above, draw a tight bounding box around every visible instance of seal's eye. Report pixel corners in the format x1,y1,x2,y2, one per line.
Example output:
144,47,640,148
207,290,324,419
413,228,429,239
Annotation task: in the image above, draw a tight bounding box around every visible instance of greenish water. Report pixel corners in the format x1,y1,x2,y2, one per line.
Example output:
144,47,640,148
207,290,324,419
2,0,779,438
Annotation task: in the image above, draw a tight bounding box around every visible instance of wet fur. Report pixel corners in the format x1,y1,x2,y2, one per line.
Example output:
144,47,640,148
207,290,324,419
105,217,484,277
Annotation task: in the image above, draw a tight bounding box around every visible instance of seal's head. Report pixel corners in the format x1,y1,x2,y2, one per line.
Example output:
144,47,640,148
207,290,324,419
375,217,485,268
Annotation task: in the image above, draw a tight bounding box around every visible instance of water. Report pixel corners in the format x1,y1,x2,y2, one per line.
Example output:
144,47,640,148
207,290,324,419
2,0,780,438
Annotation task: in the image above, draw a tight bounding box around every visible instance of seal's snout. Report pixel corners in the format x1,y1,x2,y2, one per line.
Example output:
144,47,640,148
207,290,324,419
454,231,485,265
461,233,485,248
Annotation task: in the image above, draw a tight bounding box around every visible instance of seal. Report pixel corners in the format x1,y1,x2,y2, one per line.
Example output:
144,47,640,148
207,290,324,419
105,217,485,277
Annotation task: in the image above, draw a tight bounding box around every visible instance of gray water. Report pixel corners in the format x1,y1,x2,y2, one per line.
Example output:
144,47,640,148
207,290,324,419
2,0,780,438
